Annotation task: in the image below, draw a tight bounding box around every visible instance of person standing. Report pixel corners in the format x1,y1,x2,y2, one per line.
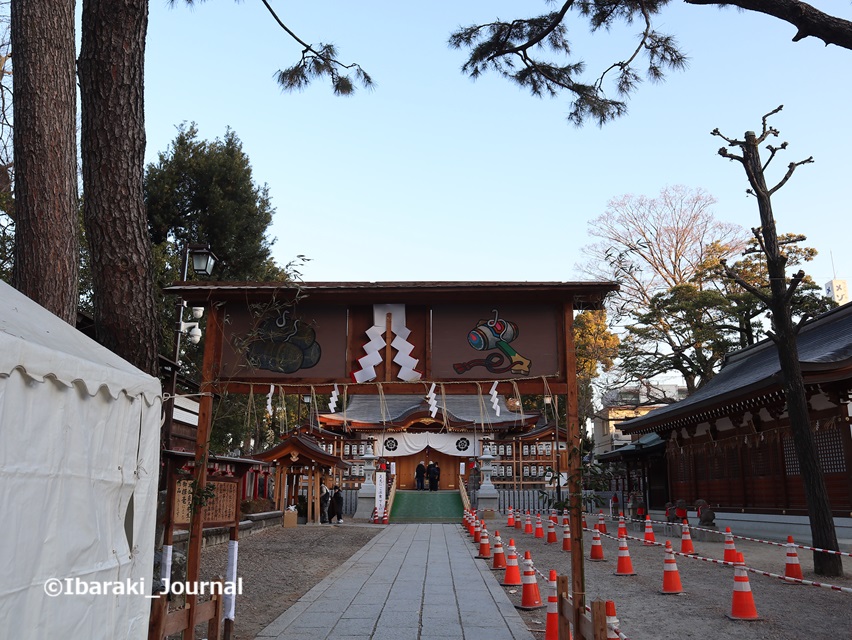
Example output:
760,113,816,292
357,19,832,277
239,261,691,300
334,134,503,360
434,463,441,491
427,462,437,492
320,479,330,524
329,485,344,524
415,460,427,491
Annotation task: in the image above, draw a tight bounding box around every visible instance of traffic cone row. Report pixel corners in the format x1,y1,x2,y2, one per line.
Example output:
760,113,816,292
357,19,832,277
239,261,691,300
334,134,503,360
534,514,544,539
589,528,605,561
613,535,636,576
784,536,803,582
680,520,695,554
545,519,557,544
643,515,656,545
476,527,491,559
661,540,683,594
616,512,628,539
727,552,760,620
545,570,558,640
473,519,482,543
597,511,608,534
501,540,522,586
605,600,619,640
491,531,506,570
516,551,545,610
723,527,738,562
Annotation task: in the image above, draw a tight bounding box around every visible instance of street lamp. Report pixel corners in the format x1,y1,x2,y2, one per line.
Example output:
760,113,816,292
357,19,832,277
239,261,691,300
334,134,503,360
162,243,218,451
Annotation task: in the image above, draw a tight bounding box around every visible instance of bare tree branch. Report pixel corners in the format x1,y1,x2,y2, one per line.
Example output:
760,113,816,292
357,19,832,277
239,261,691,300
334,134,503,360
685,0,852,49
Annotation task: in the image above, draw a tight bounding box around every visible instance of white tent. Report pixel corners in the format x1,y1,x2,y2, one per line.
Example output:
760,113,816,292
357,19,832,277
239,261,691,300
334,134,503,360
0,281,162,638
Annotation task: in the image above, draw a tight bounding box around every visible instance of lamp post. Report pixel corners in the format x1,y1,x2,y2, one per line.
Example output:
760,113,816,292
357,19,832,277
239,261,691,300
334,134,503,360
162,243,217,452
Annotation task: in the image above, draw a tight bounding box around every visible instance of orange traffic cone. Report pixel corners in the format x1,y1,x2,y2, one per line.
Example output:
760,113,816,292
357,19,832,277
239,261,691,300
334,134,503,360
473,519,482,543
477,528,492,559
598,511,608,535
545,519,557,544
515,551,545,610
723,527,738,563
643,515,656,546
589,528,605,561
614,534,636,576
562,523,571,552
784,536,804,583
501,540,522,586
534,514,545,539
550,509,558,524
727,552,760,620
605,600,619,640
680,520,695,554
545,569,559,640
370,507,377,524
468,511,477,537
661,540,683,594
524,511,533,534
382,505,389,524
617,512,628,539
582,513,588,530
507,507,515,528
491,531,507,570
515,509,523,530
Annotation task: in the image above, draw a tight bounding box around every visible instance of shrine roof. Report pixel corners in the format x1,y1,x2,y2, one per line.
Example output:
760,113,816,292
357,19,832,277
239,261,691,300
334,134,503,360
620,302,852,435
164,280,618,309
318,394,539,430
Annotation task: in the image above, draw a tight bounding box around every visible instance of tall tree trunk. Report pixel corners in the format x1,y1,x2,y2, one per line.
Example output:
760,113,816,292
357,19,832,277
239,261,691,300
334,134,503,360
741,130,843,577
10,0,78,323
78,0,159,376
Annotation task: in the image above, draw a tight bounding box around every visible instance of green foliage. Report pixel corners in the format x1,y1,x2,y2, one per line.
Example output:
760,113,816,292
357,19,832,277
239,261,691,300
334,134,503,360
146,123,280,282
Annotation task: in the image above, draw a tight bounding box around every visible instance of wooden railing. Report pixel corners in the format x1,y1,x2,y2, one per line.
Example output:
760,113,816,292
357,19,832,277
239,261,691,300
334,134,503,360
556,575,623,640
458,475,471,511
148,576,224,640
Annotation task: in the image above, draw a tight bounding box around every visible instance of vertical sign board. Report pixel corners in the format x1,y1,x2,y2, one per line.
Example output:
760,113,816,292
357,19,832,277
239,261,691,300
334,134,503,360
375,471,387,513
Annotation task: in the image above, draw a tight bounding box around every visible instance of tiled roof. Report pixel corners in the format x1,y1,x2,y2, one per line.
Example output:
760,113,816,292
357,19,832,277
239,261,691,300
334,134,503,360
620,303,852,434
319,394,537,429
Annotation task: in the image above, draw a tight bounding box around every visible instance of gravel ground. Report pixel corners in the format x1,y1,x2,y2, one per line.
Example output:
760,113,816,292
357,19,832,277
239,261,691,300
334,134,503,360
199,521,381,640
200,518,852,640
486,519,852,639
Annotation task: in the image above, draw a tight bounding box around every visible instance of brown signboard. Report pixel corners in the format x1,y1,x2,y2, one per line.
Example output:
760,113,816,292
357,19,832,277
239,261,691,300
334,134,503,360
172,478,238,527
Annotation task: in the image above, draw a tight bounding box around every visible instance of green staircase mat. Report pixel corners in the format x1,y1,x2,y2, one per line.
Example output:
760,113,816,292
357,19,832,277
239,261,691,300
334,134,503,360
390,490,463,523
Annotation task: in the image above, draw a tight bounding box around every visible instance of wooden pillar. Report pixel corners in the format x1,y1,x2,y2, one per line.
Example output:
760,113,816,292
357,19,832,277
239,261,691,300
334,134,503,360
562,301,585,635
184,303,223,638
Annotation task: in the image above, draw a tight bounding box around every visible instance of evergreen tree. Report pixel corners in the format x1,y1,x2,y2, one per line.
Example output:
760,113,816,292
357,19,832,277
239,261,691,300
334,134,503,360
146,124,280,283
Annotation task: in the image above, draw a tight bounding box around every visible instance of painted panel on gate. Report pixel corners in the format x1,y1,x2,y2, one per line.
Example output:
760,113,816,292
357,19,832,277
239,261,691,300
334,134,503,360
431,304,560,379
220,303,347,379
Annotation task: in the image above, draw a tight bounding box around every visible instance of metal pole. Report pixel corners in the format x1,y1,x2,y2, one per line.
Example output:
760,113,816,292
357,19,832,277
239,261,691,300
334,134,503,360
162,245,191,452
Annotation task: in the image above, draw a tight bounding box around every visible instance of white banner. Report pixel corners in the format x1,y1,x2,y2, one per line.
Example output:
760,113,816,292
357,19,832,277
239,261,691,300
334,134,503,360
374,432,482,457
375,471,387,514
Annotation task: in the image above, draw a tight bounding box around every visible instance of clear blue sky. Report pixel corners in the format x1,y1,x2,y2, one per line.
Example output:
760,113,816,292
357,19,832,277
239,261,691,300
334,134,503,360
144,1,851,289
